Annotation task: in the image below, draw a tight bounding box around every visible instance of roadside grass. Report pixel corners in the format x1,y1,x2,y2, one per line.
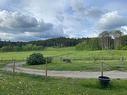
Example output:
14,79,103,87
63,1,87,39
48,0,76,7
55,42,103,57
1,71,127,95
0,61,11,70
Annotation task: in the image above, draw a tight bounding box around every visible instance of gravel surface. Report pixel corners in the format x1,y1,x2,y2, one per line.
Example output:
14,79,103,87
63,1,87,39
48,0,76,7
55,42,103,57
3,62,127,79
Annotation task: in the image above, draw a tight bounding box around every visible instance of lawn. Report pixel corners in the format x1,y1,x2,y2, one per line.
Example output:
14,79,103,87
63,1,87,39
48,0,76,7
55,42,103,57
1,71,127,95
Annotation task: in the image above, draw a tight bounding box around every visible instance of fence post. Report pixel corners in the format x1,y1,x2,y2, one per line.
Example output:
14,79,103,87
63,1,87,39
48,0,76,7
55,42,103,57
60,57,63,63
93,57,96,64
0,58,1,63
101,62,104,76
0,57,3,63
12,58,16,77
121,56,124,64
45,58,48,79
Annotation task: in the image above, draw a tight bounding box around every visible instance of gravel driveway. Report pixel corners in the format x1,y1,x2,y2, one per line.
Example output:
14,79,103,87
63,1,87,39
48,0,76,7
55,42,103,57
3,62,127,79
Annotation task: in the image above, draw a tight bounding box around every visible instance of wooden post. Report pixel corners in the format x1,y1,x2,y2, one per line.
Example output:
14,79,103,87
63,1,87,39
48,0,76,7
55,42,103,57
45,58,48,78
60,57,62,63
93,57,96,64
101,62,104,76
0,58,1,63
121,56,124,64
0,57,3,63
12,59,16,77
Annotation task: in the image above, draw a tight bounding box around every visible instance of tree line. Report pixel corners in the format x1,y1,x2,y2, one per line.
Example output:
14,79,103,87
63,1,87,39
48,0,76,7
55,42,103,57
0,37,86,52
1,30,127,52
0,44,45,52
29,37,86,47
76,30,127,50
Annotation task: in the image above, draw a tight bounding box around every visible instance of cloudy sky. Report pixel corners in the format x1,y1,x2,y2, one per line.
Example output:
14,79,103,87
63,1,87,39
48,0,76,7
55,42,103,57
0,0,127,41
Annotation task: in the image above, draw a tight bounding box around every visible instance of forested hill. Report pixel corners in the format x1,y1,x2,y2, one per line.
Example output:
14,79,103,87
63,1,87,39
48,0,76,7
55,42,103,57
1,34,127,52
0,37,87,48
29,37,87,47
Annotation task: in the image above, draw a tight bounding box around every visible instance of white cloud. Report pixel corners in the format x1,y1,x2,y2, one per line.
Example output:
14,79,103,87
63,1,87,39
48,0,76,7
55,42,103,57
23,0,104,38
0,0,127,41
0,10,38,31
0,32,42,41
0,10,66,41
97,11,127,31
121,26,127,34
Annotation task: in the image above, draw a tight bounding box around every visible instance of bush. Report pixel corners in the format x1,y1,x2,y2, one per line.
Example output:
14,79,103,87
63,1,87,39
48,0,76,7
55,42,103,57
26,53,46,65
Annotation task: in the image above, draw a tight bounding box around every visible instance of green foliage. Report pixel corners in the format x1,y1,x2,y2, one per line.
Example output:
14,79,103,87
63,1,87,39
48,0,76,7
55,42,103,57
0,37,86,50
119,46,127,50
115,35,127,50
22,44,44,51
76,38,101,50
99,31,110,38
30,37,86,47
0,44,45,52
0,45,14,52
1,31,127,51
121,35,127,45
26,53,46,65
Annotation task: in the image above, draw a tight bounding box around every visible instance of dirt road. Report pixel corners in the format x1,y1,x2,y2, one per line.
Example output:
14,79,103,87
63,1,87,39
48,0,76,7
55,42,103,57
3,62,127,79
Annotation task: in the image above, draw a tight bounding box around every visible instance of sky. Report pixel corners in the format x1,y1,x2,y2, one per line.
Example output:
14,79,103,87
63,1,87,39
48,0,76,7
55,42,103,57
0,0,127,41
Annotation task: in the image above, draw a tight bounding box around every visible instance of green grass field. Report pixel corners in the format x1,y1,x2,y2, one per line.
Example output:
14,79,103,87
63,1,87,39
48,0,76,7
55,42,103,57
1,47,127,71
1,71,127,95
0,47,127,60
1,48,127,95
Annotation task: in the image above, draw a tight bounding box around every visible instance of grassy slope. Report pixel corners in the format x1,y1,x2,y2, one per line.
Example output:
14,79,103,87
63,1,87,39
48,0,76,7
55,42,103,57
1,47,127,71
0,47,127,60
0,71,127,95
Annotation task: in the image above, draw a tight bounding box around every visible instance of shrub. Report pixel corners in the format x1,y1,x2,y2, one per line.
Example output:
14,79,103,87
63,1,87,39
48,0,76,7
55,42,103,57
26,53,46,65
